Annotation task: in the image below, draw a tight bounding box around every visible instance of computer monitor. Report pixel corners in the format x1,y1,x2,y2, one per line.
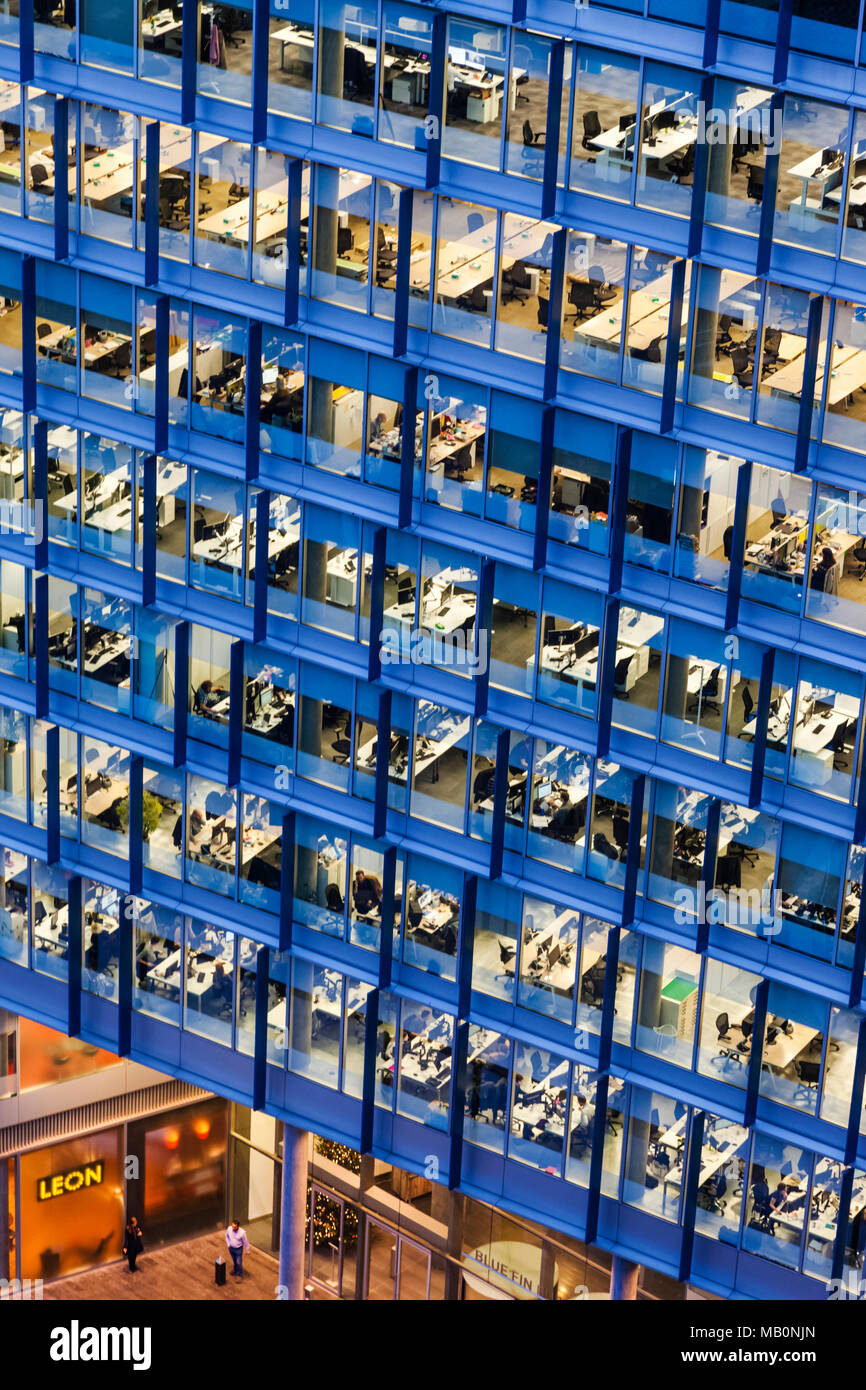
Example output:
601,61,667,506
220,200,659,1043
260,684,273,710
619,112,636,132
431,414,441,440
821,147,840,165
537,780,553,799
262,365,279,386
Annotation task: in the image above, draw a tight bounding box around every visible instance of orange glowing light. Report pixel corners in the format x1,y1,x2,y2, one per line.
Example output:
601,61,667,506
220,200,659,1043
192,1117,211,1140
164,1128,181,1150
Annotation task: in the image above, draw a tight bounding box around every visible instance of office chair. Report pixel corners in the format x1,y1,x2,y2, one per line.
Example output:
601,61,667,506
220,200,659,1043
456,282,490,314
495,940,515,985
613,654,633,699
588,266,617,303
612,813,629,859
851,542,866,579
716,1012,732,1042
536,293,549,330
565,278,599,321
793,1058,820,1106
688,665,721,716
746,163,764,203
466,212,485,235
730,346,754,389
522,119,544,147
501,261,532,304
581,110,602,149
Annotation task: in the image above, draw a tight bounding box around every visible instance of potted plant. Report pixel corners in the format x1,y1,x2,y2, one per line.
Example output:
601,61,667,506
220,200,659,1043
115,790,164,841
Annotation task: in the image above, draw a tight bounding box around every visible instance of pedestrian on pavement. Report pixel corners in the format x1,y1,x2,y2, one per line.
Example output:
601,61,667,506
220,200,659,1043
225,1219,250,1277
123,1216,144,1273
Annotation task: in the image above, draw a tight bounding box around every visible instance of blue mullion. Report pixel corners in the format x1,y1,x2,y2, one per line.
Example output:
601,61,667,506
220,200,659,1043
774,0,793,84
378,844,396,988
456,872,476,1021
703,0,721,67
686,77,714,260
756,93,784,276
129,754,143,895
844,1017,866,1159
367,524,387,684
724,459,752,630
696,799,721,953
595,598,621,761
831,1165,856,1283
32,417,48,572
448,1017,469,1190
622,774,645,927
583,1070,610,1245
794,295,823,472
19,0,33,83
541,41,565,219
227,639,245,787
398,362,418,526
489,726,510,881
253,944,270,1109
21,256,36,414
608,426,632,595
144,119,160,288
251,0,269,145
748,646,775,809
677,1109,705,1282
278,809,295,951
154,293,169,456
253,486,270,644
34,572,49,720
46,723,59,864
118,896,134,1058
425,13,446,189
597,925,620,1073
474,558,494,718
659,258,686,435
373,686,391,841
53,97,69,263
846,891,866,1007
532,404,554,571
181,0,197,125
67,874,82,1037
743,977,769,1127
141,452,157,608
284,158,303,327
543,227,566,401
393,186,414,360
245,317,263,482
173,619,189,768
359,985,381,1154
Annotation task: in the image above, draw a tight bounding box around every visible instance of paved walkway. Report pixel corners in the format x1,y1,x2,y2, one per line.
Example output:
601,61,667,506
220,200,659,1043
43,1230,280,1301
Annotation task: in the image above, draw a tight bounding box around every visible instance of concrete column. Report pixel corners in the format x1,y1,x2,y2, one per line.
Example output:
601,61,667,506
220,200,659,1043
610,1254,640,1300
279,1122,309,1300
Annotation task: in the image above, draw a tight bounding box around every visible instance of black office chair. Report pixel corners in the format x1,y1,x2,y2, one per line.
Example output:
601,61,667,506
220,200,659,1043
612,813,629,859
793,1059,820,1106
501,261,532,304
565,278,599,321
581,109,602,149
613,654,633,699
851,542,866,579
522,119,544,148
747,163,764,203
730,345,754,389
588,266,617,303
715,1012,731,1042
688,665,721,716
495,940,515,984
457,282,490,314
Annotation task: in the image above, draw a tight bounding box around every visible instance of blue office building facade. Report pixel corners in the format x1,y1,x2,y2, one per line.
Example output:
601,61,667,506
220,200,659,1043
2,0,866,1301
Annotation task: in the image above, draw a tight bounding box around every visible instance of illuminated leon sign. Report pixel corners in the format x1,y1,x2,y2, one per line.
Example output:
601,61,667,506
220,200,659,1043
37,1162,105,1202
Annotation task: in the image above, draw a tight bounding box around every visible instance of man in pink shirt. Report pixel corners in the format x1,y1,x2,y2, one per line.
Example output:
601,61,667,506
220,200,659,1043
225,1219,251,1277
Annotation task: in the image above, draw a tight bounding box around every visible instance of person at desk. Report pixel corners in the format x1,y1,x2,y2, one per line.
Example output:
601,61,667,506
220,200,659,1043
811,545,838,595
547,796,585,843
195,678,228,715
352,870,382,916
369,411,388,442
